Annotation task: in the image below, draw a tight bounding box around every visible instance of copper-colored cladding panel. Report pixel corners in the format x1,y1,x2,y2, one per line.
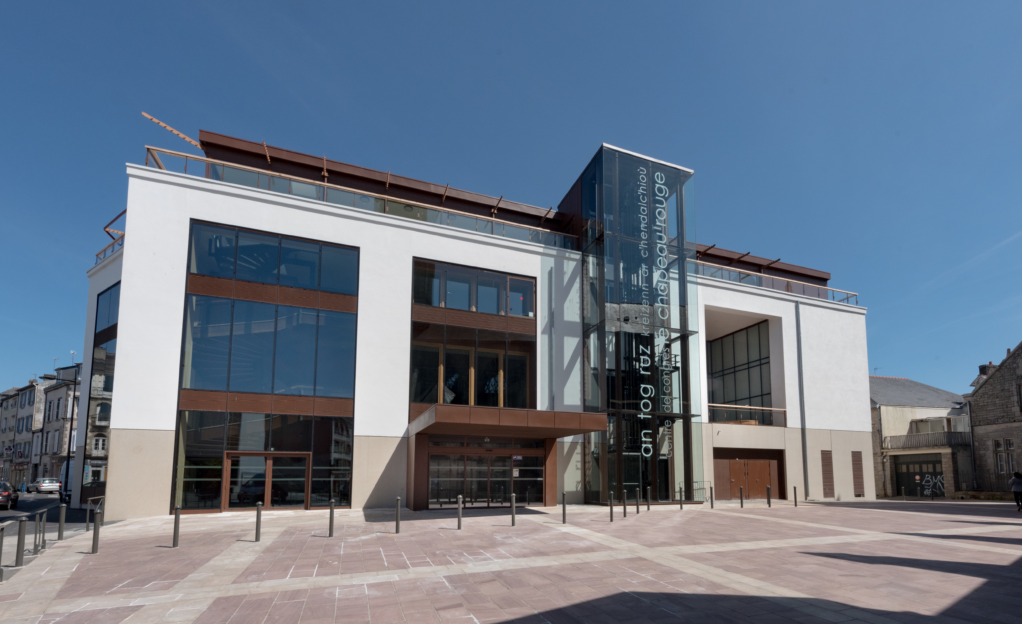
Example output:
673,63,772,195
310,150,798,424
187,274,234,298
319,292,358,314
408,433,430,511
227,393,273,413
278,286,319,309
555,412,581,430
507,316,537,335
179,389,228,412
273,395,315,415
499,409,528,428
314,397,353,417
469,407,500,426
442,405,471,424
411,304,445,324
444,309,505,332
234,280,277,304
544,439,557,506
409,403,434,422
528,410,555,429
580,413,606,432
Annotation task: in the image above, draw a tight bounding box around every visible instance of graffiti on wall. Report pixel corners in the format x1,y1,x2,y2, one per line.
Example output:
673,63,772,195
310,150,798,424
922,474,944,497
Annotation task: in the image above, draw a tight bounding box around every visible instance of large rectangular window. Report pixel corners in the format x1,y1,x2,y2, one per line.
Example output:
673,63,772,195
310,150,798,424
228,300,276,394
407,322,534,409
273,306,318,396
189,222,358,295
411,259,534,317
173,411,226,510
182,296,234,391
315,311,356,398
706,321,771,423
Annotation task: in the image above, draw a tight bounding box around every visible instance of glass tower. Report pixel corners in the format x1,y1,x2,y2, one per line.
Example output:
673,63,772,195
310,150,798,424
572,145,703,504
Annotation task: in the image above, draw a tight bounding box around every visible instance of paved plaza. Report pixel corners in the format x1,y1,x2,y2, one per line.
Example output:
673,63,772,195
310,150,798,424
0,499,1019,623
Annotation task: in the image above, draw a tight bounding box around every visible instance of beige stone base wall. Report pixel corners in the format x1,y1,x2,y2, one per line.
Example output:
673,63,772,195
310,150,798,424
105,429,176,522
700,423,876,502
352,436,407,509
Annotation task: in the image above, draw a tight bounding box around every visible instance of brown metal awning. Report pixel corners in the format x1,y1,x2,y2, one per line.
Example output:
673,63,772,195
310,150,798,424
409,405,607,439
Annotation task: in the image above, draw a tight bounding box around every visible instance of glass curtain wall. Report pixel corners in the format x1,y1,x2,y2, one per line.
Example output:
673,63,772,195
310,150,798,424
81,283,120,502
707,321,774,425
580,146,703,505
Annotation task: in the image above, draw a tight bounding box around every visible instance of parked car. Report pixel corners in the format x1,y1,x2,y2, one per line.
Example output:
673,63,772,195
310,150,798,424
0,482,19,510
27,478,61,494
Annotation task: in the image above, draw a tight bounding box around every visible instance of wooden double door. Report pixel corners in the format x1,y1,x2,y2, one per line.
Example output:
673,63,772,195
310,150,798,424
713,449,783,500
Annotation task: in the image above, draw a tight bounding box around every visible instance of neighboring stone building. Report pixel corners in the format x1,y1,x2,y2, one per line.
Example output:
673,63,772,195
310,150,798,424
871,376,971,498
966,341,1022,493
0,388,19,482
41,365,80,483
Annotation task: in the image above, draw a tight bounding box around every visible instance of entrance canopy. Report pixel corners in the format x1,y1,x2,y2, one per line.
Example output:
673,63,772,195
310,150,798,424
409,405,607,439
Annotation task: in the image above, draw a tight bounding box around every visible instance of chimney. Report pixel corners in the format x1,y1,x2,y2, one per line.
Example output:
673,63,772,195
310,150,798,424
1009,348,1013,358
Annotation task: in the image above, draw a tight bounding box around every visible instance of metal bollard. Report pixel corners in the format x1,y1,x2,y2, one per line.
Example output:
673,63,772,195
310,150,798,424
635,488,640,515
767,486,771,508
396,497,401,534
527,489,531,507
255,502,262,542
91,511,102,554
173,506,181,548
646,486,651,511
794,486,797,507
680,486,684,510
511,494,516,526
15,518,26,567
329,499,335,538
59,504,66,541
740,486,744,509
623,490,627,518
562,492,566,524
33,513,40,555
457,495,462,530
917,486,921,499
41,511,47,551
710,486,714,509
609,492,614,522
930,488,934,501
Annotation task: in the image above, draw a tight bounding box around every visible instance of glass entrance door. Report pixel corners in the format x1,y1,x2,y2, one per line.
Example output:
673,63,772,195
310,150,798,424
429,454,542,509
224,453,310,510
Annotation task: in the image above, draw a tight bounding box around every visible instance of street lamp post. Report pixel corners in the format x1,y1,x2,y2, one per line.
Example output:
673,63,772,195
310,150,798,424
62,352,79,504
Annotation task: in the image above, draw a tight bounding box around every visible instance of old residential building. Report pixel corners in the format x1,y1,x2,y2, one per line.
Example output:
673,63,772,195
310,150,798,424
967,341,1022,492
41,365,80,483
0,388,18,481
870,376,970,498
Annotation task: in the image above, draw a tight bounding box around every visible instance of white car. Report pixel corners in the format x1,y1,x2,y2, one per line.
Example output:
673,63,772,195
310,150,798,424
27,478,61,494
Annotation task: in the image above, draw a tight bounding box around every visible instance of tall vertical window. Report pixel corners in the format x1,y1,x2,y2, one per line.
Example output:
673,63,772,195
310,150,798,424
228,300,276,394
273,306,318,396
411,260,534,317
83,282,120,500
707,321,771,423
182,296,233,391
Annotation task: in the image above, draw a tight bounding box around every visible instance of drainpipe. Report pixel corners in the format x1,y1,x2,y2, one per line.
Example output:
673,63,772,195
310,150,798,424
796,302,809,499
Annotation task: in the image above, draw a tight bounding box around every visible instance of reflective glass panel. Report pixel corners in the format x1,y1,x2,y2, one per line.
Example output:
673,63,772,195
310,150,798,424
226,412,271,451
410,345,440,404
173,411,226,510
445,268,472,311
189,224,236,279
273,306,318,396
270,456,307,507
228,300,276,394
476,273,504,315
509,279,534,317
279,239,319,289
270,415,313,452
236,231,279,284
315,310,356,398
95,283,121,333
443,326,474,405
430,455,465,507
506,333,535,409
311,416,353,506
412,261,441,307
319,245,359,295
476,330,504,407
228,455,266,508
183,295,232,391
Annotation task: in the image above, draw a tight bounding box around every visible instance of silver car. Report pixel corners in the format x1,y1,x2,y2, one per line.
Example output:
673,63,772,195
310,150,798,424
28,478,60,494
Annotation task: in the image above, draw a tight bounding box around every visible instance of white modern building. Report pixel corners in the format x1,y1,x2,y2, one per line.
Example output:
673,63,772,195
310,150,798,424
76,133,874,520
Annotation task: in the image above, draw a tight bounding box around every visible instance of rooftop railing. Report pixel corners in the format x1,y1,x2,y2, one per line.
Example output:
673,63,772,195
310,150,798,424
884,431,972,450
95,235,124,265
143,146,577,251
691,261,859,306
708,403,786,427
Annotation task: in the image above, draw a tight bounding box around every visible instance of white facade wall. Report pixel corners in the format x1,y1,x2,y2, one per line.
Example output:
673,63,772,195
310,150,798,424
81,162,876,515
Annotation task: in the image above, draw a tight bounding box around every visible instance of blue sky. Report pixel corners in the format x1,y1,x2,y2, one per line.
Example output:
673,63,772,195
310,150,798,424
1,2,1020,395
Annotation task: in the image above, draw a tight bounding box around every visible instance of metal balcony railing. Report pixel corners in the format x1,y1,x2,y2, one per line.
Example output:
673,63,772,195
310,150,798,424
691,261,859,306
142,146,578,251
708,403,786,427
884,431,972,450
